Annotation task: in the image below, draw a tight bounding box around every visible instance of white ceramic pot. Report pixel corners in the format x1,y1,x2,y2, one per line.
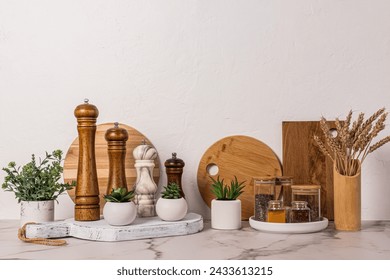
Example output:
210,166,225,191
20,200,55,227
211,199,241,230
156,197,188,221
103,201,137,226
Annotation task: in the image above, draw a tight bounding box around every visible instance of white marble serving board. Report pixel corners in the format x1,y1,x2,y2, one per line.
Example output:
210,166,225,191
25,213,203,242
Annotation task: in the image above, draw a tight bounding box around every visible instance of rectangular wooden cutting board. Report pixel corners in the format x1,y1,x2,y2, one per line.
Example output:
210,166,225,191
282,121,337,221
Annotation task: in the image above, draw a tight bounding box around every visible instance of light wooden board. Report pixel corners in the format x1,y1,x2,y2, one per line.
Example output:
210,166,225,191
282,121,337,221
25,213,203,242
64,123,160,213
197,135,282,220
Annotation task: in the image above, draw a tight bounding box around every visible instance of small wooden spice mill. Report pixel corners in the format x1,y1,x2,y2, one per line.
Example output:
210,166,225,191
74,99,100,221
105,122,129,194
164,152,185,198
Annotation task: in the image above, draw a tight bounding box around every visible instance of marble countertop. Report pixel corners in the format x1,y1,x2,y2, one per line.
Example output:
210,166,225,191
1,219,389,260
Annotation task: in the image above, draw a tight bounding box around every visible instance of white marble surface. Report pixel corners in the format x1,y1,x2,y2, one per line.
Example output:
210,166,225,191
1,220,389,260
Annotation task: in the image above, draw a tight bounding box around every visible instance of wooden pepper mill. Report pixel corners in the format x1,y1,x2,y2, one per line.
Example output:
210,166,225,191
105,122,129,195
74,98,100,221
164,152,185,198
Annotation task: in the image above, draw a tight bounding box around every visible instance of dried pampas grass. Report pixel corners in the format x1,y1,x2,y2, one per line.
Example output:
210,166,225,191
315,108,390,176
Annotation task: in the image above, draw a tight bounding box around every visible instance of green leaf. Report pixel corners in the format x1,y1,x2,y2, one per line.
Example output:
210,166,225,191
210,176,245,200
161,182,183,199
1,150,74,202
104,187,134,202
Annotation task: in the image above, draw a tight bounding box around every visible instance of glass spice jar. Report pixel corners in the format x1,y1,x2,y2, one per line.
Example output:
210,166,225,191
275,176,292,202
289,201,311,223
267,200,286,223
253,177,276,221
291,185,321,221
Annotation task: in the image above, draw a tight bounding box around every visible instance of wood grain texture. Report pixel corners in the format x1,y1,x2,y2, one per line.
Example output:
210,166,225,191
64,123,160,213
197,135,282,220
333,164,361,231
74,101,100,221
165,153,185,198
282,121,337,220
105,123,129,195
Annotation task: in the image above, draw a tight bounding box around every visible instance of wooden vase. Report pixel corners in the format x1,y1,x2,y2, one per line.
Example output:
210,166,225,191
333,163,361,231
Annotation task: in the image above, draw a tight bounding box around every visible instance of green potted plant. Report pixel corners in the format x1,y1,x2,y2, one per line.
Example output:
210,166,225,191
156,182,188,221
103,187,137,226
210,176,245,230
2,150,75,226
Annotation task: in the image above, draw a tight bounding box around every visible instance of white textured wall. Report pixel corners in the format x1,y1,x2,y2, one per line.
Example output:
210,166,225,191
1,0,389,220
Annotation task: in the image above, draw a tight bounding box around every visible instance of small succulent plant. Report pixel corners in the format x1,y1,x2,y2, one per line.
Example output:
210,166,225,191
161,182,182,199
104,187,135,202
210,176,245,200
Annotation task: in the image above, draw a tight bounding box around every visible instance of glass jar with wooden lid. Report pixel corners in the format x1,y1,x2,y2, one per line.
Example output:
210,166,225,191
253,177,276,221
291,185,321,221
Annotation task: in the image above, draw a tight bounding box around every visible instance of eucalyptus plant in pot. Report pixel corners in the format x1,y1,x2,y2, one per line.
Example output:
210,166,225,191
210,176,245,230
156,182,188,221
103,187,137,226
2,150,75,226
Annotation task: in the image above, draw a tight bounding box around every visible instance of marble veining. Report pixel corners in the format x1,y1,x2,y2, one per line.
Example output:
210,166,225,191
0,220,389,260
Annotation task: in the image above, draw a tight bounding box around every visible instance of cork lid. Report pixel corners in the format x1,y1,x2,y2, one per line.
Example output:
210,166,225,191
253,176,276,183
105,122,129,142
291,185,321,190
164,153,185,168
74,98,99,118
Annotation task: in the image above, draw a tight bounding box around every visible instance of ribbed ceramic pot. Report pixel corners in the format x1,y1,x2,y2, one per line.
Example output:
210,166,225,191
20,200,54,227
103,201,137,226
211,199,241,230
156,197,188,221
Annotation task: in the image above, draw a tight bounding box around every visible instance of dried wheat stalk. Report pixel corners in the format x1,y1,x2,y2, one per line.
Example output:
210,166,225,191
314,108,389,176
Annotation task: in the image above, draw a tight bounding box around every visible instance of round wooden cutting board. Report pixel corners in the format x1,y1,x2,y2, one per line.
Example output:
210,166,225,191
64,123,160,213
197,135,282,220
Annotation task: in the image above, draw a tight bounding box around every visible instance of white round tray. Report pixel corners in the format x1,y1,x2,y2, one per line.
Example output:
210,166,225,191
249,216,329,234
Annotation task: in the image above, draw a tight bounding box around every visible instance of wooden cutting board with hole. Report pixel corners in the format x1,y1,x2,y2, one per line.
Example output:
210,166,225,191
64,123,160,213
282,121,337,220
197,135,282,220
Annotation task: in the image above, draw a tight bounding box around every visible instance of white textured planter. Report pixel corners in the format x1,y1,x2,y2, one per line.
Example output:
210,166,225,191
20,200,54,227
156,197,188,221
211,199,241,230
103,201,137,226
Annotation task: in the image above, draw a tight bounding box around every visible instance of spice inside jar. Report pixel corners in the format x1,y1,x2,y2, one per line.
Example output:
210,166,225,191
267,200,286,223
254,177,276,221
289,201,311,223
291,185,321,221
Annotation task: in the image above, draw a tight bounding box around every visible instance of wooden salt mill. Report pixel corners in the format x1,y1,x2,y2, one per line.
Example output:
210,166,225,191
105,122,129,195
164,152,185,198
74,98,100,221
